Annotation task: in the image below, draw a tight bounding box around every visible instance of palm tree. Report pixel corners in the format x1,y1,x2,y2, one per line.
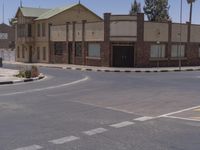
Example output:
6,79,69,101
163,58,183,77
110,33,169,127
187,0,196,23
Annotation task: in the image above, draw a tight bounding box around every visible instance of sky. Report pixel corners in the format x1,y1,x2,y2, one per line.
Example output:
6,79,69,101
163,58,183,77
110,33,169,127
0,0,200,24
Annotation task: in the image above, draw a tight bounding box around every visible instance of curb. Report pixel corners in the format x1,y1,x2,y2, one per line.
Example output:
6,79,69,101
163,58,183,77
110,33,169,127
3,62,200,73
0,74,45,85
57,66,200,73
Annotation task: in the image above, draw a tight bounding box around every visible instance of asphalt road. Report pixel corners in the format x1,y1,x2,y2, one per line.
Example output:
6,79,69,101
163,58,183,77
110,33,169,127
1,64,200,150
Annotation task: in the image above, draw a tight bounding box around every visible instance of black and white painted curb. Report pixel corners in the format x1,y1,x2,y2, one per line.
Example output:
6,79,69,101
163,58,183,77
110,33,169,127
43,65,200,73
4,62,200,73
0,74,45,85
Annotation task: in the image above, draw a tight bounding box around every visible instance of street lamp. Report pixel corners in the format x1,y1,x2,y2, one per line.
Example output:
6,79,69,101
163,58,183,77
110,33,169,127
179,0,183,70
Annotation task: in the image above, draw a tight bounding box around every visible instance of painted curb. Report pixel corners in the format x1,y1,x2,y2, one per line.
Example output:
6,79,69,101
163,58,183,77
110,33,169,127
0,74,45,85
3,62,200,74
59,66,200,73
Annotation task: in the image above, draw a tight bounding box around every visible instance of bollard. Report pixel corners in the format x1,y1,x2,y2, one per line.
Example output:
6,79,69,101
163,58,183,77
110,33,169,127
0,57,2,67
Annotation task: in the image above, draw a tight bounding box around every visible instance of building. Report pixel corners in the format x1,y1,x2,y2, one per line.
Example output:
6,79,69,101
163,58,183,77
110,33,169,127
15,3,200,67
0,23,15,49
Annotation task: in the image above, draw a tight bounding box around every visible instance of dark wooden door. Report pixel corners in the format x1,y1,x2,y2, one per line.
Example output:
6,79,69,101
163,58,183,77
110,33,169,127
113,46,134,67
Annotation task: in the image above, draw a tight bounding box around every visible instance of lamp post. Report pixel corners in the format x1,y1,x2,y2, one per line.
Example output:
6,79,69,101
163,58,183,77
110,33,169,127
179,0,183,70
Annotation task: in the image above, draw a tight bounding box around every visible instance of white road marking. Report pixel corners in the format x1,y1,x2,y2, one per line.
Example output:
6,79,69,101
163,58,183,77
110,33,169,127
134,116,154,121
13,145,43,150
110,121,135,128
0,76,89,96
49,136,80,145
83,128,108,136
106,107,134,114
163,116,200,122
69,100,138,115
158,105,200,117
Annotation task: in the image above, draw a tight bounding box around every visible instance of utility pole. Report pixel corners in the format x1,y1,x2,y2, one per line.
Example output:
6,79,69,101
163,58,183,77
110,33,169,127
20,0,23,8
2,2,4,24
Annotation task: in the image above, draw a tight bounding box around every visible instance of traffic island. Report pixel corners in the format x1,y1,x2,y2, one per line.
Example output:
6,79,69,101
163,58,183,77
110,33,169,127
0,66,45,85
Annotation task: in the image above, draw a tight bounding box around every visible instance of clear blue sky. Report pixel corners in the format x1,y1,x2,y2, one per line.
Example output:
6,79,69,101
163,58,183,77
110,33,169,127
0,0,200,24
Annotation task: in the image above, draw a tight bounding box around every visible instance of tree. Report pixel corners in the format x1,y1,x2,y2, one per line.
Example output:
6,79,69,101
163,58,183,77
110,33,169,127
143,0,170,22
187,0,197,23
130,0,141,15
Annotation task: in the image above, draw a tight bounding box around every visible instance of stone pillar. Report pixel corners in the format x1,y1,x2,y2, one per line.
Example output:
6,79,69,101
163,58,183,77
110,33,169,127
72,21,76,64
82,20,86,65
167,21,172,66
136,13,144,67
66,22,69,64
102,13,111,67
48,23,52,63
186,22,191,61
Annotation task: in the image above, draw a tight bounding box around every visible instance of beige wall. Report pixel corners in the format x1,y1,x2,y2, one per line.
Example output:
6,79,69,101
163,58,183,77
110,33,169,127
48,5,102,25
110,21,137,41
110,15,137,21
171,23,188,42
16,44,30,62
50,22,104,42
34,42,49,63
190,25,200,43
34,20,49,42
68,24,73,42
75,24,82,41
144,22,169,42
85,22,104,41
50,25,66,42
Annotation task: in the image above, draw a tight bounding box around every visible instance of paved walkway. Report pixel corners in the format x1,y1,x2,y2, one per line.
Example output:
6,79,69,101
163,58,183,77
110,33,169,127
0,68,19,82
3,61,200,73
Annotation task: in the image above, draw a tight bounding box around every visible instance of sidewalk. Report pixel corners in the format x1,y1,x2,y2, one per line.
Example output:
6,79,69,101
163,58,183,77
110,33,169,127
3,61,200,73
0,67,44,85
0,68,20,83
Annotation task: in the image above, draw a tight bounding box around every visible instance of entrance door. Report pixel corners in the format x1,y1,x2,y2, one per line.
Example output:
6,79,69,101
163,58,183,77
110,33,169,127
29,46,32,63
113,46,134,67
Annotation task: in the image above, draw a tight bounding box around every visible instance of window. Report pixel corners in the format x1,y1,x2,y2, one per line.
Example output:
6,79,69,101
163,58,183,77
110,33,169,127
22,46,25,58
17,46,20,58
171,45,185,58
28,24,32,37
42,23,46,37
88,43,101,58
37,24,40,37
150,44,165,58
54,42,63,55
75,42,82,57
37,47,40,60
43,47,46,60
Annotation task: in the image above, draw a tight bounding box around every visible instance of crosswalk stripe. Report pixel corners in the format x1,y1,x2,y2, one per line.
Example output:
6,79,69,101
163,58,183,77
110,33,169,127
110,121,135,128
49,136,80,145
83,128,108,136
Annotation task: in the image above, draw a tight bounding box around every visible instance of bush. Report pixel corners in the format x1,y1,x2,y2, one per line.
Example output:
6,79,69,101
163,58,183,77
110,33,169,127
16,66,39,78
